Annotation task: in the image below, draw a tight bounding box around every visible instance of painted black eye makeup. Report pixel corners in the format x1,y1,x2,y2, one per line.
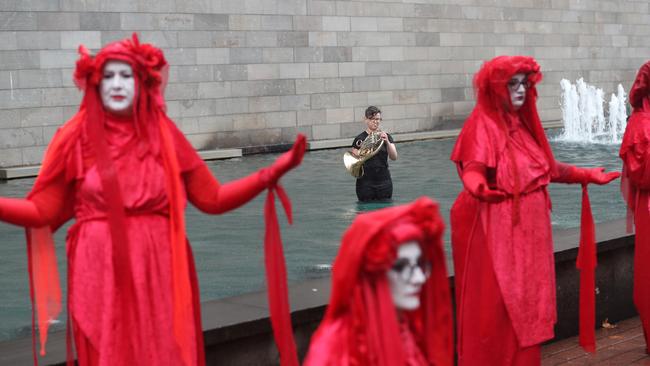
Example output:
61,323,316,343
103,69,132,79
508,78,531,90
391,256,432,280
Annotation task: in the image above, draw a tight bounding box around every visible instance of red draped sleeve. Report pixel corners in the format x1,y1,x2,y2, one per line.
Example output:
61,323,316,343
620,112,650,226
302,318,348,366
24,113,82,359
162,115,203,174
620,113,650,189
450,109,506,171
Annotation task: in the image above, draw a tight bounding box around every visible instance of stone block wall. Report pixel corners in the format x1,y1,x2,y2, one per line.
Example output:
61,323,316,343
0,0,649,167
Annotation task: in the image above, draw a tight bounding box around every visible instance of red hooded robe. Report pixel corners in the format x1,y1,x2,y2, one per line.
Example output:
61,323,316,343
7,34,304,366
303,197,454,366
450,56,599,365
620,60,650,353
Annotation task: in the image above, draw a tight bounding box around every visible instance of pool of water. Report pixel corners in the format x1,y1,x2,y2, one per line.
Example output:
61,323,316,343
0,133,626,341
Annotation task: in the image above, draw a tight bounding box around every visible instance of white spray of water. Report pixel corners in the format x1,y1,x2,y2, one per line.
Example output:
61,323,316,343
559,79,579,140
606,84,627,143
558,78,627,144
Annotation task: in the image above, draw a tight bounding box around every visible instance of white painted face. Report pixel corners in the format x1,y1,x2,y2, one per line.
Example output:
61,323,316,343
100,60,135,116
387,241,429,311
508,73,528,111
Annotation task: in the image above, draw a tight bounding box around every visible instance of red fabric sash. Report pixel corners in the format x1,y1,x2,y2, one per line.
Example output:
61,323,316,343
360,278,403,366
25,114,81,364
159,117,195,366
25,227,62,362
263,185,299,366
577,185,597,353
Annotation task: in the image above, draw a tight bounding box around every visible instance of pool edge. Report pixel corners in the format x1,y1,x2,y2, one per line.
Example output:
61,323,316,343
0,120,564,180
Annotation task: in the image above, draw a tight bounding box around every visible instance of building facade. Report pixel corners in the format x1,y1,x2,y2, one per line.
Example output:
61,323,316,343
0,0,647,167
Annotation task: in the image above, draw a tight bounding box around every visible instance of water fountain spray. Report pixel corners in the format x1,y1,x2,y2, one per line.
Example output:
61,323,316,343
559,78,627,144
607,84,627,143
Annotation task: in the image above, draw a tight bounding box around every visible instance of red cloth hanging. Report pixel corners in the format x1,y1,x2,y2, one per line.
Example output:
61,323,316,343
577,185,597,352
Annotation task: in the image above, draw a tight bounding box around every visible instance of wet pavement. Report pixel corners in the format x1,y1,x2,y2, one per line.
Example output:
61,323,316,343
542,317,650,365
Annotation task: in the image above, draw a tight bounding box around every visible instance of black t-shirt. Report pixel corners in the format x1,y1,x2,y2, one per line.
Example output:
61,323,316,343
352,131,394,181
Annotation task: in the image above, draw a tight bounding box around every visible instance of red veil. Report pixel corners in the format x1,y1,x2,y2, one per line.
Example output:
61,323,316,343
305,197,453,366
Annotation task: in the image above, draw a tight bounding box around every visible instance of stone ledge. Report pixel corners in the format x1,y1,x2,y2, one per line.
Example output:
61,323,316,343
543,121,565,129
307,130,464,151
0,150,244,180
307,120,563,150
199,148,242,160
0,121,563,180
307,137,350,150
0,165,40,179
0,217,636,365
394,129,462,142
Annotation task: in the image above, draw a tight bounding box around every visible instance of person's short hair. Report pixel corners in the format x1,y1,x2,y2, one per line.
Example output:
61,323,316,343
365,106,381,119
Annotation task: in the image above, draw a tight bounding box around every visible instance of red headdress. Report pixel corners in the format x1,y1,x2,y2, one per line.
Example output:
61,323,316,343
451,55,555,177
305,197,453,366
25,34,203,366
629,61,650,113
73,32,169,156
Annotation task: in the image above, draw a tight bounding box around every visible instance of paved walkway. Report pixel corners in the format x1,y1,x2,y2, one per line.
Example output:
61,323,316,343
542,317,649,365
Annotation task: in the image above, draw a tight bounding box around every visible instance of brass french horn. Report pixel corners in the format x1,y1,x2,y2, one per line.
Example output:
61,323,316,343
343,130,385,178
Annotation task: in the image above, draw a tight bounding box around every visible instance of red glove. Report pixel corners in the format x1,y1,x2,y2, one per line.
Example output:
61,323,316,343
461,163,507,203
262,134,307,186
554,162,621,185
186,134,307,214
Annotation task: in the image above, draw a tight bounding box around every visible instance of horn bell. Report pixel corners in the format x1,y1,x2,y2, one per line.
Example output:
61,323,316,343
343,139,384,178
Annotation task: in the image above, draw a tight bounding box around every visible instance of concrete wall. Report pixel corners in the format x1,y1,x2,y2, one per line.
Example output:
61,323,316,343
1,0,649,167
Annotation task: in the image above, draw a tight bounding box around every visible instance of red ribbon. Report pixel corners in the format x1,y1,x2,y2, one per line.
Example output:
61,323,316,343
264,184,299,366
576,184,597,353
158,118,194,366
25,227,63,365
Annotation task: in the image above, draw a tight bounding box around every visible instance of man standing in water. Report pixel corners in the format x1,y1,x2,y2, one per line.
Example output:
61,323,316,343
351,106,398,202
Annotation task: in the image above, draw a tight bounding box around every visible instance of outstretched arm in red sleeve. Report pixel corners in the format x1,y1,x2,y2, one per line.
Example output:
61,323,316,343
184,135,306,214
0,174,68,227
552,162,620,185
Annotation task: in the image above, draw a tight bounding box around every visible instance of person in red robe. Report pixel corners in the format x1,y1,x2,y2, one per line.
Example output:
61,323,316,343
303,197,454,366
620,60,650,354
450,55,620,365
0,34,305,366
